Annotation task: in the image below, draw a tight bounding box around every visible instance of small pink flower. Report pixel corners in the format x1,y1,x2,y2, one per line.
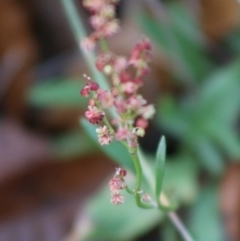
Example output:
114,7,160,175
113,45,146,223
115,127,131,140
129,38,151,74
81,37,96,51
85,106,105,124
100,4,115,18
122,82,138,94
136,118,149,129
119,169,127,177
82,0,105,11
133,77,143,86
139,104,156,119
141,194,151,202
103,20,120,37
111,193,124,205
95,52,112,71
80,86,91,97
108,177,125,193
90,15,106,29
114,56,128,73
89,81,99,91
114,97,127,114
120,71,132,83
127,95,147,110
98,89,114,108
139,37,151,51
115,168,127,177
96,125,112,145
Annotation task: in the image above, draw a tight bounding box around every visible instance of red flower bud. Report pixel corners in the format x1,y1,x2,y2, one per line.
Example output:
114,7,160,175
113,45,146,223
80,86,90,97
120,169,127,177
90,82,99,91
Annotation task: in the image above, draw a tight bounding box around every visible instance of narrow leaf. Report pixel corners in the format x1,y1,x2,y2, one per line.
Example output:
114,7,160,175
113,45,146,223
50,130,95,159
28,78,87,107
155,136,167,201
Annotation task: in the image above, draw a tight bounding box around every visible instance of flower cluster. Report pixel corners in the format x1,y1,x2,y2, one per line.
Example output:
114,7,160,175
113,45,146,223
108,168,126,205
80,38,155,148
80,0,156,205
81,0,120,51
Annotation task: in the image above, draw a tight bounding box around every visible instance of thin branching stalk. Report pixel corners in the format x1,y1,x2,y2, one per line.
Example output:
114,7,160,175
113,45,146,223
61,0,109,90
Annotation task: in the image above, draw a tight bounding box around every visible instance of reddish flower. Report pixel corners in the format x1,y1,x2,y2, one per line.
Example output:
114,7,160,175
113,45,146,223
89,15,106,29
80,86,91,97
120,71,132,83
97,89,114,108
115,127,130,141
119,169,127,177
136,118,149,129
95,52,113,71
113,56,128,73
89,81,99,91
139,104,156,119
108,177,125,193
96,125,112,145
111,193,124,205
122,82,138,94
114,97,127,114
103,20,120,37
85,106,105,124
127,95,147,110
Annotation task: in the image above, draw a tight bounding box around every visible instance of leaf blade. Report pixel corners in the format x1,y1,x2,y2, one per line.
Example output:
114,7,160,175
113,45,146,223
155,136,167,201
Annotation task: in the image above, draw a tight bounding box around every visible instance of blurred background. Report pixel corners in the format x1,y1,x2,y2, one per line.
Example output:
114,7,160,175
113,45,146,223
1,0,240,240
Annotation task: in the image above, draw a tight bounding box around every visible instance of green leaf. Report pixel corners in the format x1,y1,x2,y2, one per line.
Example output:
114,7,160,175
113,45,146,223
28,78,87,107
188,185,224,241
50,130,95,159
156,95,190,139
197,59,240,124
204,122,240,159
139,3,213,83
81,119,135,173
155,136,166,201
163,155,198,205
194,137,225,176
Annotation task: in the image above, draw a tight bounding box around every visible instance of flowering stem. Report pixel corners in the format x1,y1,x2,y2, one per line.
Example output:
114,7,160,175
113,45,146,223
62,0,195,240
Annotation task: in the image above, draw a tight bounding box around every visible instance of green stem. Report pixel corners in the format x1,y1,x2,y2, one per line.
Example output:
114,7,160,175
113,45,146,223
130,147,154,209
125,186,135,194
61,0,110,90
103,116,115,133
99,38,109,52
168,212,195,241
130,148,142,191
